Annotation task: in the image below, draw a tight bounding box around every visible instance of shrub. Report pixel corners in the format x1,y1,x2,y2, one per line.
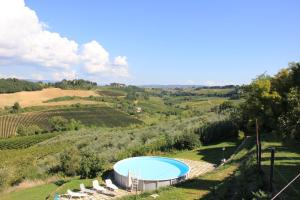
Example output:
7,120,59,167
197,119,239,144
17,124,43,136
174,132,201,150
66,119,82,131
49,116,82,132
11,102,21,113
59,147,81,176
49,116,69,131
78,149,103,178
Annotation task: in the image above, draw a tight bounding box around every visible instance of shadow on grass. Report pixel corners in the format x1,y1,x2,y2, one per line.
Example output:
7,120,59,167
176,178,221,191
197,139,241,164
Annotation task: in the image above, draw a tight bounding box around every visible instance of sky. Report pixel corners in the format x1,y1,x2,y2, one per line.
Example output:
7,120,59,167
0,0,299,85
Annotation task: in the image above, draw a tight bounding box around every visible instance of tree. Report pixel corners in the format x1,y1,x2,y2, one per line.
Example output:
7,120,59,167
49,116,69,131
49,116,83,132
60,147,81,176
17,124,43,136
174,132,200,150
78,149,103,178
240,75,281,133
11,102,21,113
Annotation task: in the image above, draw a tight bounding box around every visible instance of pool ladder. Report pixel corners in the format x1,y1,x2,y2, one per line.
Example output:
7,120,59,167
131,176,139,191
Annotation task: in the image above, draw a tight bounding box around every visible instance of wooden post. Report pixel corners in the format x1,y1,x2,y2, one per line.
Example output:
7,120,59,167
258,142,262,171
256,119,260,170
270,148,275,194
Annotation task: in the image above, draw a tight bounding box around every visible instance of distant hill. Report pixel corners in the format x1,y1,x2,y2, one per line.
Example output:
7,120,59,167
139,85,205,89
139,84,237,89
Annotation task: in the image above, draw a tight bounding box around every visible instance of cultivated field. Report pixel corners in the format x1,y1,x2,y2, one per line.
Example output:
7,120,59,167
0,88,99,108
0,106,142,137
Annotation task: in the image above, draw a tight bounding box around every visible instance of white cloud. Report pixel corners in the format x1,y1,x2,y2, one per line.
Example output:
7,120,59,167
203,80,233,86
0,73,23,79
186,80,195,85
0,0,78,68
52,70,77,81
0,0,130,80
31,73,45,81
114,56,128,66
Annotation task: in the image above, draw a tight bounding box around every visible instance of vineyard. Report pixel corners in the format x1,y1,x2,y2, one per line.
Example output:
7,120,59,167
0,132,59,150
0,106,142,138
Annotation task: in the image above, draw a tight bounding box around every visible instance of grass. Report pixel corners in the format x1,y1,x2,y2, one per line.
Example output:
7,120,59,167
1,183,58,200
122,134,300,200
260,134,300,199
166,139,241,164
0,132,59,150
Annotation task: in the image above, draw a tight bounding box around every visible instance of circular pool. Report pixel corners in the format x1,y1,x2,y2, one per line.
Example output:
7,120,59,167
113,156,190,191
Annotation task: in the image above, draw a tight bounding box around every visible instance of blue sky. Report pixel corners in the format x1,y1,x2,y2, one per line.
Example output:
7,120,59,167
0,0,299,85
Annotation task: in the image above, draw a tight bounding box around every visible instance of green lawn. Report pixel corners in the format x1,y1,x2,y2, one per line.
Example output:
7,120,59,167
260,134,300,199
1,178,99,200
122,135,300,200
166,139,241,164
2,183,58,200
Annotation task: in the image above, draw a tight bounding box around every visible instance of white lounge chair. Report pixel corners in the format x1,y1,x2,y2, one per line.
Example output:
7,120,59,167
105,179,118,191
92,180,106,192
67,189,88,199
80,183,96,195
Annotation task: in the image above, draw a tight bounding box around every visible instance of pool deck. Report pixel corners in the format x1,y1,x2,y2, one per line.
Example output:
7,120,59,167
176,158,215,179
60,158,215,200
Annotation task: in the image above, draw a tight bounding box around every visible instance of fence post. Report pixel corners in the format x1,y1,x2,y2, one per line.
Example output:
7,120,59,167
270,147,275,194
256,119,261,171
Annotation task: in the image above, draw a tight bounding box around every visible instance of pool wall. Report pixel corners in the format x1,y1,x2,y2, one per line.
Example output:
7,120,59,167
113,157,190,191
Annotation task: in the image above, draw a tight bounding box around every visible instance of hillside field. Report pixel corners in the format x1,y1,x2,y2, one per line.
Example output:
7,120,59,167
0,106,142,137
0,88,99,108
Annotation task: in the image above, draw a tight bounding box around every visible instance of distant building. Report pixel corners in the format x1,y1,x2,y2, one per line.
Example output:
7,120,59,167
110,83,126,88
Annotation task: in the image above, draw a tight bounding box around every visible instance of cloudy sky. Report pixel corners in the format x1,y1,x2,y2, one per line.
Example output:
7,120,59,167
0,0,299,85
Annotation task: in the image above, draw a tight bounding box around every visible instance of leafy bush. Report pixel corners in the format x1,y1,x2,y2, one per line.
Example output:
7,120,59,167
11,102,21,113
174,132,201,150
17,124,43,136
60,147,81,176
49,116,69,131
78,149,103,178
197,119,239,144
49,116,82,132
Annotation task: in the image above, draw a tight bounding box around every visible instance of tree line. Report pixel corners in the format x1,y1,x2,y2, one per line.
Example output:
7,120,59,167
0,78,44,93
0,78,98,93
233,62,300,140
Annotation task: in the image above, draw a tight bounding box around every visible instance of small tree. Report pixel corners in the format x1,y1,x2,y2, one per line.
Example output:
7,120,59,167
60,147,81,176
17,124,43,136
78,149,103,178
49,116,69,131
66,119,82,131
11,102,21,113
174,132,201,150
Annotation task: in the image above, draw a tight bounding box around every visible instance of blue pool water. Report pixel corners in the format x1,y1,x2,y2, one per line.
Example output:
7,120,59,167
113,156,190,181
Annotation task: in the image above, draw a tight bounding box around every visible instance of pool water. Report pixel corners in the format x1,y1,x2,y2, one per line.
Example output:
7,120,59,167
113,156,190,181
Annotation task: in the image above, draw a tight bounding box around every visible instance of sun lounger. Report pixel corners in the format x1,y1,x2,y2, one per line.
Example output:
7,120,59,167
80,183,96,195
92,180,115,197
105,179,118,191
67,189,88,199
92,180,106,192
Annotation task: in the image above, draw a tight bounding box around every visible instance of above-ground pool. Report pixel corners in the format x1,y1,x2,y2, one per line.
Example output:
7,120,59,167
113,156,190,191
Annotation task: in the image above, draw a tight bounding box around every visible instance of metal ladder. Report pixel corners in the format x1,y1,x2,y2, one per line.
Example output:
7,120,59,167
131,176,139,191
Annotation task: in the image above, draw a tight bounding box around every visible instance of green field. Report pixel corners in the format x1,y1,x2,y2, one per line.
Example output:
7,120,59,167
0,106,142,137
0,132,59,150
